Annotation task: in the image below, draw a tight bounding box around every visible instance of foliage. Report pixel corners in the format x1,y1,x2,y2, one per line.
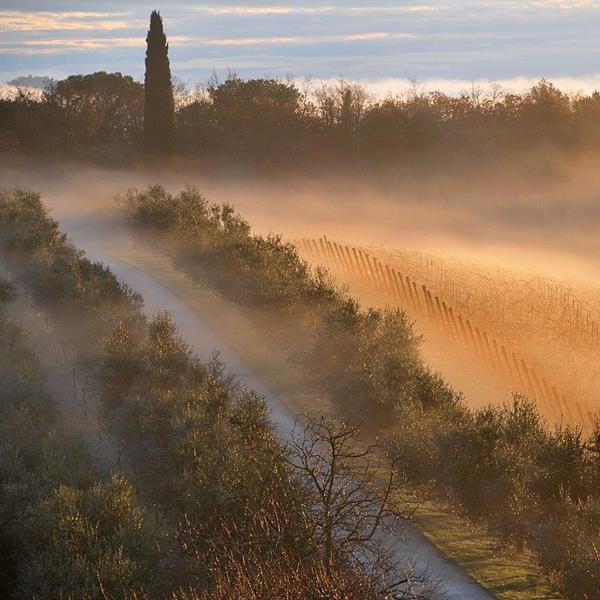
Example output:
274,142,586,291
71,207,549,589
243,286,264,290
388,397,600,598
123,184,600,599
3,74,600,167
101,310,312,569
187,553,393,600
19,476,158,600
532,496,600,599
176,416,429,600
144,10,175,158
0,189,407,597
0,282,159,599
123,185,458,425
178,76,312,162
0,187,142,367
0,72,143,160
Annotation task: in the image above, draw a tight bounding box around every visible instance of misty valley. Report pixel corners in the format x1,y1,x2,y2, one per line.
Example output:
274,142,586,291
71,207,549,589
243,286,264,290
1,5,600,600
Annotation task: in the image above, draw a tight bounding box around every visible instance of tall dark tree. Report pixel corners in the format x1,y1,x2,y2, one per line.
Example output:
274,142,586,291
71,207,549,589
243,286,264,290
143,10,175,157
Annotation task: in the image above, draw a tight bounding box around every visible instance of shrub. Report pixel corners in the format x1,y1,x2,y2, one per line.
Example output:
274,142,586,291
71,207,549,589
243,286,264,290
121,185,600,597
0,189,405,597
122,185,459,424
0,281,160,599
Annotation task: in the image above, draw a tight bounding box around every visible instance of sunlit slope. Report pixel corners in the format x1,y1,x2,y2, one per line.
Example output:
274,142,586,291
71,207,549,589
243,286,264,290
294,238,599,432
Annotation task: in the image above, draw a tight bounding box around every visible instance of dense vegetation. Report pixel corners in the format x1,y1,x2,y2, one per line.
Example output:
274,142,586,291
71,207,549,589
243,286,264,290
0,278,163,598
122,184,452,425
0,188,415,599
1,73,144,162
2,72,600,168
123,184,600,599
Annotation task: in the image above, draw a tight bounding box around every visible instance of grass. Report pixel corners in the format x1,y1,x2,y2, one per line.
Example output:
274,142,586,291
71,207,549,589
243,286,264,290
111,246,559,600
413,499,558,599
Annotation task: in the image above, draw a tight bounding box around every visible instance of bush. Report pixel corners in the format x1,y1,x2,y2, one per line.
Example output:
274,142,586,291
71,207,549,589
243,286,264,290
20,476,158,600
0,281,160,599
122,184,600,598
123,185,459,425
389,396,600,597
0,189,405,597
532,497,600,599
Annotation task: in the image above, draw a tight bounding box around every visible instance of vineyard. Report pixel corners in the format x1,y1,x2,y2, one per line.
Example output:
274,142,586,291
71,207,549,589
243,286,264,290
293,237,599,432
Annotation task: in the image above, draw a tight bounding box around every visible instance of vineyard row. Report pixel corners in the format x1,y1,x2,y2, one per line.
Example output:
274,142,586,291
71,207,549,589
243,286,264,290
294,237,595,431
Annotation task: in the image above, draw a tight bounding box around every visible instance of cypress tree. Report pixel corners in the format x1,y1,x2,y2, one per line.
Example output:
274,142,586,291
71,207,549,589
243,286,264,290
143,10,175,157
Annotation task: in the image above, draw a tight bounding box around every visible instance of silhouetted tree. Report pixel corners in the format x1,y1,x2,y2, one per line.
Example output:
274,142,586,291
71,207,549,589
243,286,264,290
144,11,175,158
46,72,143,158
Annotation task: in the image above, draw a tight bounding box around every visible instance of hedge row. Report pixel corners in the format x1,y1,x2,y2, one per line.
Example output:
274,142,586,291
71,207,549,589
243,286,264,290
122,184,600,599
0,188,401,599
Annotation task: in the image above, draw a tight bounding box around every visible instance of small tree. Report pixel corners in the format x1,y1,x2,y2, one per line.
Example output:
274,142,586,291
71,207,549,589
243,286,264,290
144,10,175,158
286,416,429,598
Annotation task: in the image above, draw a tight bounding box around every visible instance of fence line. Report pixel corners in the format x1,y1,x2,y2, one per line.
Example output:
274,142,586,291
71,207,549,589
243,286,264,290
377,247,600,351
293,237,594,430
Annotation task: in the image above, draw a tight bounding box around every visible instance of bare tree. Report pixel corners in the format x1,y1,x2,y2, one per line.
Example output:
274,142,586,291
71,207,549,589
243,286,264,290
286,416,432,598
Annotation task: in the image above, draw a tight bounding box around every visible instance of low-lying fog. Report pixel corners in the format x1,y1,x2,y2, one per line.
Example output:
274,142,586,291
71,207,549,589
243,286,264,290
2,158,599,288
3,157,599,425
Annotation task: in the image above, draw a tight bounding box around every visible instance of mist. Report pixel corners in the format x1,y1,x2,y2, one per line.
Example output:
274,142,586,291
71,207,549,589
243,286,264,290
2,156,600,287
5,2,600,596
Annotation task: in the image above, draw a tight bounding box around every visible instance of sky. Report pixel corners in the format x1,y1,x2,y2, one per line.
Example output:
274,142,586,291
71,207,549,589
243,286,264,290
1,1,600,95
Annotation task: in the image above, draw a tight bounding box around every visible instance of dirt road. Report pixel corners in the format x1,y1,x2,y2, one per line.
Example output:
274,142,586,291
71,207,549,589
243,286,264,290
77,243,495,600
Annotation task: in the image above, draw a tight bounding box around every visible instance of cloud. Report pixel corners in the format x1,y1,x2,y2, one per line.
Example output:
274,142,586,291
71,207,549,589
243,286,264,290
196,5,438,16
305,74,600,97
0,32,413,55
527,0,597,7
1,1,599,85
194,0,600,17
0,10,135,32
197,32,413,46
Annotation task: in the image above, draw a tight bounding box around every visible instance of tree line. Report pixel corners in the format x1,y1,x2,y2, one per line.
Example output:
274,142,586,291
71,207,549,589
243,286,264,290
3,9,598,170
122,184,600,599
2,72,600,168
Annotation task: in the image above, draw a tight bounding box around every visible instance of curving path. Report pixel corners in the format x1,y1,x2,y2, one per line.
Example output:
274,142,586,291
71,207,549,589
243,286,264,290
79,243,494,600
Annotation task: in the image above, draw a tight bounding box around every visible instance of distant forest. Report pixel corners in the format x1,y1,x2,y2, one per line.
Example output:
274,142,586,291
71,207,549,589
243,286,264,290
2,71,600,169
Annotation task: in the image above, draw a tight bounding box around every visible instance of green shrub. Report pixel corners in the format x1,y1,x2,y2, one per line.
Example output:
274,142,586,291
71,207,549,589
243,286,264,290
123,185,459,424
20,476,157,600
0,284,160,599
0,190,381,596
121,185,600,598
532,496,600,599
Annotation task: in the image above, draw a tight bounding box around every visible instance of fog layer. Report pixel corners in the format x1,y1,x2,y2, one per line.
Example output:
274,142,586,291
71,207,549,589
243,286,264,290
2,158,599,286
